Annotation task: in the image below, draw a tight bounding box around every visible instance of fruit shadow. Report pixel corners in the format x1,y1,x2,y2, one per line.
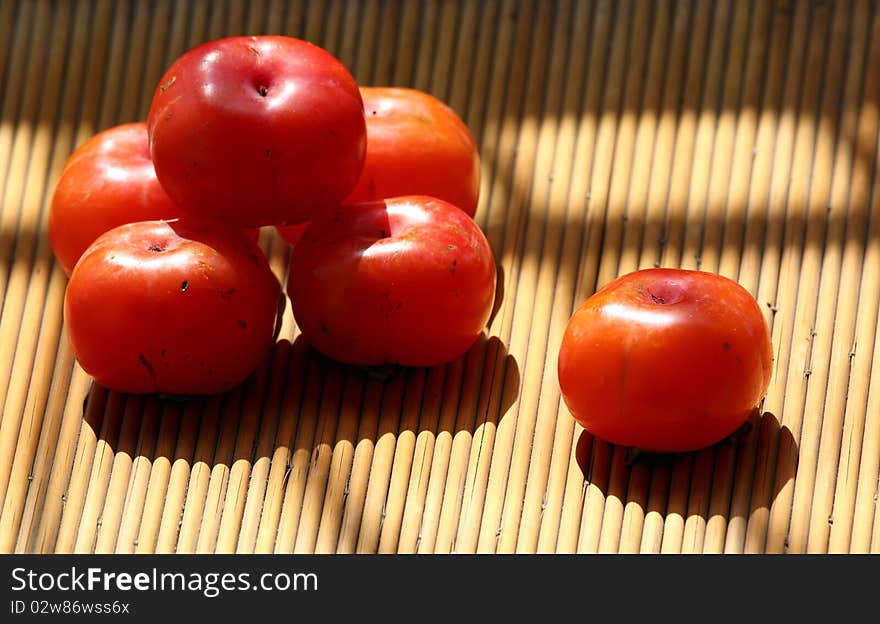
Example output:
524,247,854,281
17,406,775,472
573,409,798,552
72,331,520,552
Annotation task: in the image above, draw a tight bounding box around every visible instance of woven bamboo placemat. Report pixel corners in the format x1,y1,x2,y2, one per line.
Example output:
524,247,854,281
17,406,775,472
0,0,878,554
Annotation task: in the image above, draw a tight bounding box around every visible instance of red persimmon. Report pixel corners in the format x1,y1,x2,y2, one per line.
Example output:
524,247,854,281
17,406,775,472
557,268,773,453
64,219,281,395
147,35,366,227
275,88,481,250
287,196,496,367
49,123,182,276
345,87,481,216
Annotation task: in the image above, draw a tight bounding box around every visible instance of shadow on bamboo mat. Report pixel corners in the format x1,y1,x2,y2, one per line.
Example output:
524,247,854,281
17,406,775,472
69,328,795,553
573,411,797,544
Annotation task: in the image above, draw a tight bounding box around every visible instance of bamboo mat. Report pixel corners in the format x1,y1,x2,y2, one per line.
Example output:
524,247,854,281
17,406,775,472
0,0,879,555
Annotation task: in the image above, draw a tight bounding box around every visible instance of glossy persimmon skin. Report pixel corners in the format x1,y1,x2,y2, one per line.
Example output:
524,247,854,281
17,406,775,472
148,36,366,227
64,219,281,395
345,87,481,217
557,268,773,453
287,196,496,367
49,123,182,276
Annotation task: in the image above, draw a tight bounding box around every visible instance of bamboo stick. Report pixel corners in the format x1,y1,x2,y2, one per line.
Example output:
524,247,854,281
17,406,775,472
192,387,245,553
550,0,617,554
658,454,694,553
134,402,184,553
272,355,328,552
577,439,613,552
0,1,68,506
395,366,447,553
618,462,651,554
0,0,45,319
278,0,303,39
365,0,402,87
463,0,556,555
171,397,222,551
154,400,203,553
802,0,873,553
334,379,384,552
335,0,362,74
91,395,144,554
243,0,264,33
679,450,716,553
427,0,465,101
716,0,774,283
53,385,107,552
15,360,89,554
491,0,580,554
377,370,427,553
252,338,308,553
0,0,98,551
695,0,754,277
863,304,880,550
126,0,172,123
555,422,587,553
744,0,833,553
213,359,273,553
235,343,294,553
313,372,366,553
639,461,672,553
347,0,378,82
766,1,850,554
413,0,501,555
664,0,733,271
113,397,161,553
226,0,247,40
292,362,346,553
12,346,75,552
0,1,35,244
22,365,93,553
421,0,528,553
847,82,880,555
0,1,18,93
621,0,682,274
410,0,441,90
597,448,635,554
207,0,227,40
354,375,406,553
533,0,598,555
156,0,191,93
414,356,468,553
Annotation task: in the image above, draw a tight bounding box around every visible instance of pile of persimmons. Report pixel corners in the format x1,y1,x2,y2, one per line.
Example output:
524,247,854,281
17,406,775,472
51,35,771,455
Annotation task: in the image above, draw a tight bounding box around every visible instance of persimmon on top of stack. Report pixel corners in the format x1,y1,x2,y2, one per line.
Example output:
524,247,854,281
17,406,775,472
50,35,496,396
